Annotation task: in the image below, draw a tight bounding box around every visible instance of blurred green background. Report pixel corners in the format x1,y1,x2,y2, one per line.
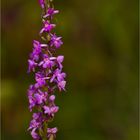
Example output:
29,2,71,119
1,0,139,140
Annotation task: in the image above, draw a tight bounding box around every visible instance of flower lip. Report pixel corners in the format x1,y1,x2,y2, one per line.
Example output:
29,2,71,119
28,59,37,73
57,55,64,63
39,0,45,8
58,80,66,91
49,95,55,101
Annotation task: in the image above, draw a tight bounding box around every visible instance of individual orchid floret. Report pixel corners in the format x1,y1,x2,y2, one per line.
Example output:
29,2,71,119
28,113,43,139
28,85,35,96
30,40,47,61
50,34,63,48
43,8,59,18
28,95,36,111
28,117,40,131
31,128,39,139
47,127,58,139
58,80,66,91
50,69,66,91
33,40,48,49
43,105,59,117
34,93,44,105
28,60,38,73
57,55,64,69
35,72,47,88
39,0,45,9
50,69,66,83
32,112,42,120
49,95,55,102
39,57,55,69
40,21,56,33
34,90,48,105
27,85,36,111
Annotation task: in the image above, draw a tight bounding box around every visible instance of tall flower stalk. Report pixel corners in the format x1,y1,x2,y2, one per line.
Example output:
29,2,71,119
27,0,66,139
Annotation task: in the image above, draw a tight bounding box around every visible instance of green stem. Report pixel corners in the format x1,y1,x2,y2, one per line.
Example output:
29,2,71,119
49,135,54,140
42,122,48,140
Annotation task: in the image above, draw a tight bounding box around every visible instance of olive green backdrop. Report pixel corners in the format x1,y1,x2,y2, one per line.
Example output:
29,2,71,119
1,0,139,140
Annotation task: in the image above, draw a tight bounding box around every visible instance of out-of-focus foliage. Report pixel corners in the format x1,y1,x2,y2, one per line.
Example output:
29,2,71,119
1,0,139,140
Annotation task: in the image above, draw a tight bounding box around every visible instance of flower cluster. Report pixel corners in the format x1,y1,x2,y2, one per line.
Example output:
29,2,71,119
27,0,66,139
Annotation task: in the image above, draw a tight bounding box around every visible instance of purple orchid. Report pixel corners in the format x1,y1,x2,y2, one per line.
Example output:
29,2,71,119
58,80,66,91
57,55,64,69
35,72,46,88
50,69,66,83
28,60,37,73
28,95,36,111
34,93,44,104
39,57,55,69
30,40,47,61
44,8,59,18
47,127,58,139
49,95,55,102
40,21,56,33
31,128,39,139
43,105,59,116
28,112,43,139
50,34,63,48
39,0,45,9
27,0,66,139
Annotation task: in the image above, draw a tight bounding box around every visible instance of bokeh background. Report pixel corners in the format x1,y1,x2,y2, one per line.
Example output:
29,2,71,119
1,0,139,140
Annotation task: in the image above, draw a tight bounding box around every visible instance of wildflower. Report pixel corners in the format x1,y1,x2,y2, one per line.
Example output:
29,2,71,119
49,95,55,102
28,113,43,139
50,69,66,83
47,127,58,139
50,34,63,48
28,60,37,73
58,80,66,91
43,8,59,18
35,72,46,88
40,21,56,33
57,55,64,69
39,0,45,9
39,57,55,69
43,105,59,116
34,93,44,104
30,40,47,61
31,128,39,139
27,0,66,139
28,95,36,111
